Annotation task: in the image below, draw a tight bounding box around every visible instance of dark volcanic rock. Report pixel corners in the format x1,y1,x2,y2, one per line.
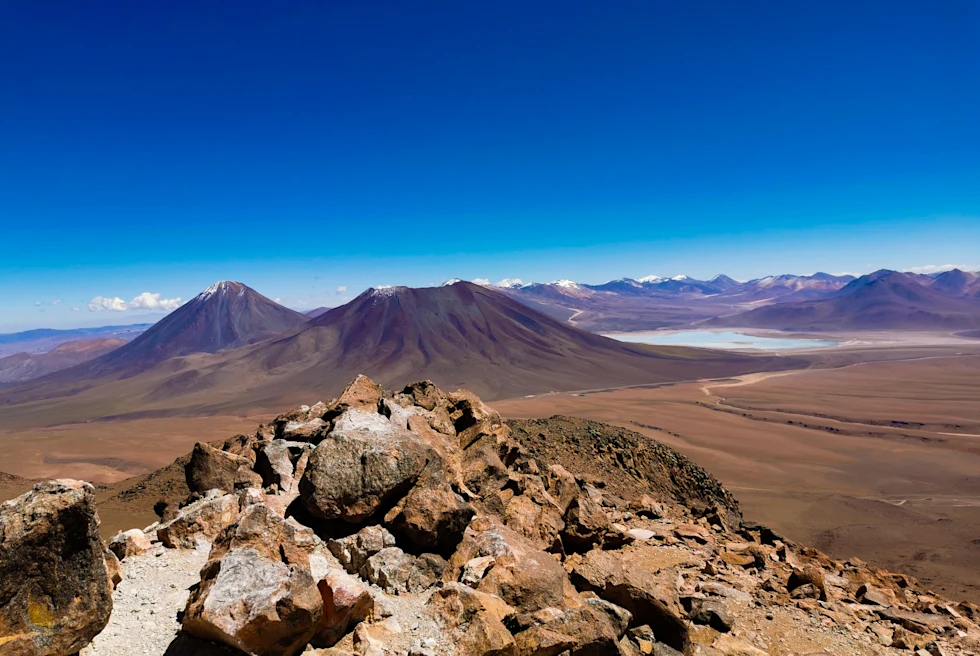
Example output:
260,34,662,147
507,416,742,521
0,480,113,655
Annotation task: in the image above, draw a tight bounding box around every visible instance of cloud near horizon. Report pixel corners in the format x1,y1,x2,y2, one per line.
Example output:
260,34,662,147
907,263,979,274
88,292,182,312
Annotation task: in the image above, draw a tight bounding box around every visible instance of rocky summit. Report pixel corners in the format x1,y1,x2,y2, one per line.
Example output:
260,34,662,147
3,376,980,655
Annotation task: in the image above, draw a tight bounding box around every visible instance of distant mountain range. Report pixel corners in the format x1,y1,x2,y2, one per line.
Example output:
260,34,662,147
0,338,126,384
0,281,790,423
486,269,980,332
0,323,151,358
489,272,860,331
708,270,980,331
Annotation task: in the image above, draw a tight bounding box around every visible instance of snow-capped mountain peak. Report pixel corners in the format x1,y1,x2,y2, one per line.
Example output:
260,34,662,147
637,275,664,283
198,281,246,300
551,279,579,289
494,278,526,289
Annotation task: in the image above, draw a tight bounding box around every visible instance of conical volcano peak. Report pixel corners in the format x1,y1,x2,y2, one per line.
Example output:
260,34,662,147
198,281,247,300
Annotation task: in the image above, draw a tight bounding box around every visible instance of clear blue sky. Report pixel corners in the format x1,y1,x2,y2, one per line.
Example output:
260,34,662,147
1,1,978,331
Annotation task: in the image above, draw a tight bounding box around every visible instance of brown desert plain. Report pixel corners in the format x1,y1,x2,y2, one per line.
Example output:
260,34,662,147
494,337,980,604
1,331,980,605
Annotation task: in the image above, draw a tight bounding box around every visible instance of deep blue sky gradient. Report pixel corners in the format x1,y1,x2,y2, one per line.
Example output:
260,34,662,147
1,1,978,330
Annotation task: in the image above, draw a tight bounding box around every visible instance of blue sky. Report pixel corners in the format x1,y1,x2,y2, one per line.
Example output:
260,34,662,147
1,1,978,331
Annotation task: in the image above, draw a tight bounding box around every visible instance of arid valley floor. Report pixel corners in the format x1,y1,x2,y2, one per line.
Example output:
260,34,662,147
3,331,980,606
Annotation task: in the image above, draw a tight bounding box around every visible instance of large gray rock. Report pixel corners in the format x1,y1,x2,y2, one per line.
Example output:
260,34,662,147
0,480,113,655
299,412,432,523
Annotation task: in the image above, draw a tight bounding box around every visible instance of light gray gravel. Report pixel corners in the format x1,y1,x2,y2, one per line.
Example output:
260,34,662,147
82,543,210,656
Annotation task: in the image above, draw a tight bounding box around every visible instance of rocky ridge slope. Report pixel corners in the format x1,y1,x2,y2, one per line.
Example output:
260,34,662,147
5,375,980,655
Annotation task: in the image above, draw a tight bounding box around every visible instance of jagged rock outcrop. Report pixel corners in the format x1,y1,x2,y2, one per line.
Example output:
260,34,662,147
0,480,113,655
50,376,980,655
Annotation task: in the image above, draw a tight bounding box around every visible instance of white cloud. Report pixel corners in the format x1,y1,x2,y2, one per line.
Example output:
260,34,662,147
127,292,182,311
473,278,491,286
34,301,42,306
71,307,80,312
51,299,61,305
88,292,182,312
88,296,129,312
906,264,978,274
336,286,347,295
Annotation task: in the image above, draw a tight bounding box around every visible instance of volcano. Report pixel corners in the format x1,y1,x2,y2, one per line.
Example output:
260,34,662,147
0,282,793,421
90,281,307,372
217,281,790,403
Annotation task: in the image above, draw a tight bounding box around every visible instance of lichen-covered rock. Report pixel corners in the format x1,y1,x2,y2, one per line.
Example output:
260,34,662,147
0,480,113,655
182,501,325,655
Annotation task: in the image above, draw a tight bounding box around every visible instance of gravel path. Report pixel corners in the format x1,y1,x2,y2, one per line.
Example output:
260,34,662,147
82,544,210,656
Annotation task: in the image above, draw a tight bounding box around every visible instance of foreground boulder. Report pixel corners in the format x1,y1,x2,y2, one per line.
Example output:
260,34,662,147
300,411,432,523
181,503,324,656
0,480,113,655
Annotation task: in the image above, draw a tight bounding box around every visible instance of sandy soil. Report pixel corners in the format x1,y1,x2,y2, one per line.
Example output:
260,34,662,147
494,345,980,603
0,415,270,483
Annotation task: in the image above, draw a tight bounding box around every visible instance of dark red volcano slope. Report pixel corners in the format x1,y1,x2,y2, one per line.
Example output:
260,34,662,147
243,282,790,400
710,271,980,331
